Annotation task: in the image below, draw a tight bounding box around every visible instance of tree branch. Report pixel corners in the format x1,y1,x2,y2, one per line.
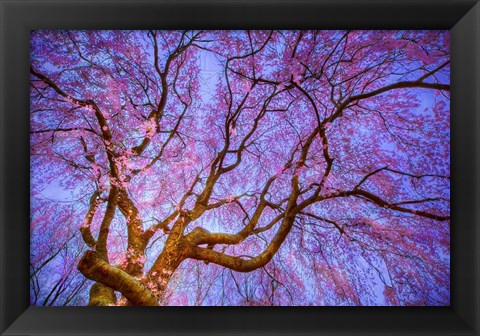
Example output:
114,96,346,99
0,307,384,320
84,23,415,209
77,250,158,306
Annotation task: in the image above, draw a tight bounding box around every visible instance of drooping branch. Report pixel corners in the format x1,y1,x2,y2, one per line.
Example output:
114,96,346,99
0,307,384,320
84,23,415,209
353,166,450,190
417,60,450,82
335,80,450,117
350,188,450,221
30,127,98,135
300,211,345,235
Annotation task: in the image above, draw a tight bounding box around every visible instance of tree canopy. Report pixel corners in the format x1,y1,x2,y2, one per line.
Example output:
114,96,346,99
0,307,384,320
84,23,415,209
30,30,450,306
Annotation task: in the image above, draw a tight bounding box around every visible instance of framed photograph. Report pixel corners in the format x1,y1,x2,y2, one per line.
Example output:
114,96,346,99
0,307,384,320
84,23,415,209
1,0,479,335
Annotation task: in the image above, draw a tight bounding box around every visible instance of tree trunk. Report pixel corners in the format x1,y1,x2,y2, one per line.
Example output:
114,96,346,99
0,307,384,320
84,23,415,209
78,250,159,306
88,283,117,306
145,235,192,302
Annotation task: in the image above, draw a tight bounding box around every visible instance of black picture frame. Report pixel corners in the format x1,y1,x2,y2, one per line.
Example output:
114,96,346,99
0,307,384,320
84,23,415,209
1,0,479,335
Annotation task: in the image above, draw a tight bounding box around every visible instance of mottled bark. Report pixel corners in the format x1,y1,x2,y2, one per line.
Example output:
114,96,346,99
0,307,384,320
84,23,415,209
88,283,117,306
189,214,296,272
96,187,119,261
117,189,148,277
79,191,100,248
78,250,158,306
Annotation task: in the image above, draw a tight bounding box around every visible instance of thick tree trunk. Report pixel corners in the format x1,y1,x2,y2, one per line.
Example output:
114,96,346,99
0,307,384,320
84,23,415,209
88,283,117,306
78,210,193,306
146,237,190,301
78,250,159,306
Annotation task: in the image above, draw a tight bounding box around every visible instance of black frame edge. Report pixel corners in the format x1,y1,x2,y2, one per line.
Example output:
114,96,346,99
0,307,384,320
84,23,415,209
451,2,480,333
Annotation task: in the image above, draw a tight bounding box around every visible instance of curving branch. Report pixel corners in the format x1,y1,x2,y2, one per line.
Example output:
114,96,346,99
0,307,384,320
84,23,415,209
189,213,295,273
350,188,450,221
77,250,158,306
189,174,301,272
